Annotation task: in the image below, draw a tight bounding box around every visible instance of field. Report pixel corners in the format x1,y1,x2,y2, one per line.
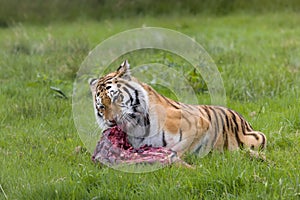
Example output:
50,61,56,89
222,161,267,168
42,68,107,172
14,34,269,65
0,13,299,199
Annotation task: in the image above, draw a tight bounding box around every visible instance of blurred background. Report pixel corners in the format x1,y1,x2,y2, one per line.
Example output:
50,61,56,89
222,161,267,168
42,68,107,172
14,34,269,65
1,0,300,25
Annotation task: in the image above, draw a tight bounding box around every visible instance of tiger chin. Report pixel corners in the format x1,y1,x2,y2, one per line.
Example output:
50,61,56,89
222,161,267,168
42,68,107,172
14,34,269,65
89,60,267,160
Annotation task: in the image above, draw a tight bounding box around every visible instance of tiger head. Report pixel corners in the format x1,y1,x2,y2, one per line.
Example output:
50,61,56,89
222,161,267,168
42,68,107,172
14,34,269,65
89,60,149,133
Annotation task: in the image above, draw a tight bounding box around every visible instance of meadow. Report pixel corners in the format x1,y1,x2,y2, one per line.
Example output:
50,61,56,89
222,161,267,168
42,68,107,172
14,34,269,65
0,12,299,199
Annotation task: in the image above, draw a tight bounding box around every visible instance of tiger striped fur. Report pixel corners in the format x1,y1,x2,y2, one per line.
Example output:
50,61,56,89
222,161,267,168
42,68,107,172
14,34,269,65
89,60,266,157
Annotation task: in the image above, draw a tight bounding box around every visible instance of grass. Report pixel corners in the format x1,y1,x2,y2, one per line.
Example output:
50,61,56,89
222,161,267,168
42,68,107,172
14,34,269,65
0,13,299,199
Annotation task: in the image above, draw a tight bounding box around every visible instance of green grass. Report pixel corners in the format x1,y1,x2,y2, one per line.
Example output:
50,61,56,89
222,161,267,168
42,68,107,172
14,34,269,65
0,13,299,199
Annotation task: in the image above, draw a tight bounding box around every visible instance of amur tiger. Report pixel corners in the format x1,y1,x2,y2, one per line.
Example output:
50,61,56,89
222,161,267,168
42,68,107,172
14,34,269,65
89,60,266,159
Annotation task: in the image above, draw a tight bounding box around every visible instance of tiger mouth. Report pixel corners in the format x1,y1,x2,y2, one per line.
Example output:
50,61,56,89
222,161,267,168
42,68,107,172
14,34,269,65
106,120,117,127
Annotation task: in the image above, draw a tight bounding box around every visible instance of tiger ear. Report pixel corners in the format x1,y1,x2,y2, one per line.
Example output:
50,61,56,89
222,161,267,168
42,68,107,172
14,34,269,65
116,60,131,80
89,78,98,93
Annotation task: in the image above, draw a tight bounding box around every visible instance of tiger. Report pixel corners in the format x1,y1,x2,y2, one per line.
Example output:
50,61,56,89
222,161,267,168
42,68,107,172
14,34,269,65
89,60,266,158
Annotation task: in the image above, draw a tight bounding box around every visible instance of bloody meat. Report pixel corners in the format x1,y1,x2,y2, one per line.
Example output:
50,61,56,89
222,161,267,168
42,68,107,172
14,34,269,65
92,126,182,166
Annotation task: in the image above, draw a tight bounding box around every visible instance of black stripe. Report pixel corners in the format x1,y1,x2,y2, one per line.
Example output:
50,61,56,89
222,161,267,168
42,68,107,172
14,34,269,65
134,90,140,106
181,104,194,115
236,112,254,132
145,116,151,138
141,114,150,127
122,82,136,92
224,128,229,149
132,90,139,112
183,104,199,116
125,99,131,106
151,89,180,109
228,110,244,148
244,132,259,140
245,122,253,131
235,126,244,148
117,65,122,71
179,129,183,142
197,106,205,116
225,114,230,132
194,143,203,154
219,108,230,133
102,76,112,82
236,112,260,141
135,114,150,127
182,114,192,129
209,107,219,146
260,133,266,149
240,118,246,136
215,107,227,129
215,107,229,149
162,131,167,147
229,110,239,132
160,95,180,109
119,93,124,101
137,114,151,138
151,90,180,109
152,89,161,99
215,108,227,147
202,106,211,121
239,119,260,141
122,87,133,105
186,104,196,110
